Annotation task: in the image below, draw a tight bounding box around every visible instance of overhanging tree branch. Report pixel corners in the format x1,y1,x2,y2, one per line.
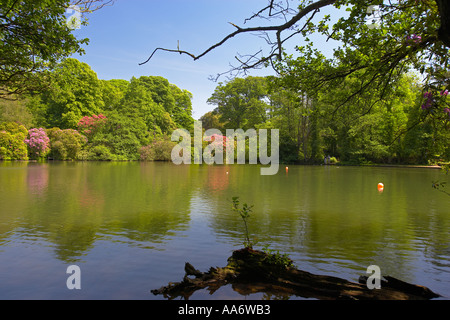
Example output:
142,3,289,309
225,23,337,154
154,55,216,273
68,0,115,13
139,0,338,70
141,0,449,86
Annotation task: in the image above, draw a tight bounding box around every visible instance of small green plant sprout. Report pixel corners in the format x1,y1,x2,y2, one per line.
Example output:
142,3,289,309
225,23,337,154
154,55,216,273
262,244,295,269
231,197,254,249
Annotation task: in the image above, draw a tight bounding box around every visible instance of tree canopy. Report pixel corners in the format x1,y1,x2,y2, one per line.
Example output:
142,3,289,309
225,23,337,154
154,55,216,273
143,1,449,105
202,71,449,165
0,0,113,98
143,0,449,164
1,1,448,166
207,76,269,130
0,57,195,161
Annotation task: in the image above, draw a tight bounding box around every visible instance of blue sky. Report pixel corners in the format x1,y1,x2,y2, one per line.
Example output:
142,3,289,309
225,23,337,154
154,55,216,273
70,0,342,119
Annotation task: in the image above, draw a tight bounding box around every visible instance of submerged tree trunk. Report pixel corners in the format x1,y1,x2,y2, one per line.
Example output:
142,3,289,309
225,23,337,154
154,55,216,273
151,248,441,300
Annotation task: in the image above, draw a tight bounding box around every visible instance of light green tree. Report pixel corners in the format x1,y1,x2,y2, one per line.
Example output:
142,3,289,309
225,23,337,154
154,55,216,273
207,76,269,130
38,58,105,129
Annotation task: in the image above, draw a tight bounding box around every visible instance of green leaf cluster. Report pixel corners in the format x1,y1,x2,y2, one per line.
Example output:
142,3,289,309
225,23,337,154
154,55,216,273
0,0,88,97
231,197,254,249
0,122,28,160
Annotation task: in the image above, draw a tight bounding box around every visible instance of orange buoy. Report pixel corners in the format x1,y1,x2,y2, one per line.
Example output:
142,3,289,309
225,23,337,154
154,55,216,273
286,166,289,173
377,182,384,192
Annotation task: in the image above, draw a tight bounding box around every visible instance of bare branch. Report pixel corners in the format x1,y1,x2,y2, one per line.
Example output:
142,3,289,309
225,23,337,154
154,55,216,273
68,0,115,13
244,0,296,24
244,1,275,24
140,0,339,77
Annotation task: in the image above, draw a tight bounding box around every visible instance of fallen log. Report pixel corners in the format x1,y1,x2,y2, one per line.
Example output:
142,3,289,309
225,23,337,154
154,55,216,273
151,247,441,300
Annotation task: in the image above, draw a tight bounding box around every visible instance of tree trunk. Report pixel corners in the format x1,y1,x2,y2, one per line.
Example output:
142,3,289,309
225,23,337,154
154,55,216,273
151,248,441,300
436,0,450,48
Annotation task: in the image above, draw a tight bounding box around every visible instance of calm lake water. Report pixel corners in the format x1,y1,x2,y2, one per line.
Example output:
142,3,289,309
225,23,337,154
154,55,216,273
0,161,449,300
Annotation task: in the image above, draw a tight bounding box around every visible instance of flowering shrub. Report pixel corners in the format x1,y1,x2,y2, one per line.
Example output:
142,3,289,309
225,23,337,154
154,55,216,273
209,133,230,148
25,128,50,159
422,91,434,110
406,34,421,45
422,89,449,120
77,114,107,137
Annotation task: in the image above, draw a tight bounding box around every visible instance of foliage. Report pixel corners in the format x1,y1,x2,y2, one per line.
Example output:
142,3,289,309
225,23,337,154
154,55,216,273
203,71,450,165
199,111,225,131
1,44,446,165
5,58,195,162
121,76,193,134
139,136,176,161
87,145,116,161
47,128,87,160
38,58,105,129
207,77,269,130
261,244,295,269
231,197,254,249
77,113,107,138
87,112,150,161
0,122,28,160
144,0,449,165
25,128,50,159
101,79,129,110
0,98,34,129
0,0,88,98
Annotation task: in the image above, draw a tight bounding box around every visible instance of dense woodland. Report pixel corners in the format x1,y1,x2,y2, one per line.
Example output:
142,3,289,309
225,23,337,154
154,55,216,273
1,1,449,165
204,73,450,165
0,58,195,161
0,57,449,165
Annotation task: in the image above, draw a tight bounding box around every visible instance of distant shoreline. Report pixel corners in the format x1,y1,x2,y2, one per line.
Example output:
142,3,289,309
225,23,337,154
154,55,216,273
324,163,443,169
0,159,446,170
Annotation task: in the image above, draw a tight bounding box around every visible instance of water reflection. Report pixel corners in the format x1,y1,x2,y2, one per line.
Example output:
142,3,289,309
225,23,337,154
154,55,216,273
1,162,194,262
192,165,450,295
26,163,49,196
0,162,449,299
206,165,230,193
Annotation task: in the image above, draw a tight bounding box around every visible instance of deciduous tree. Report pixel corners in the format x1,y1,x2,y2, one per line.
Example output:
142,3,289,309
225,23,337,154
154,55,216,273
0,0,113,98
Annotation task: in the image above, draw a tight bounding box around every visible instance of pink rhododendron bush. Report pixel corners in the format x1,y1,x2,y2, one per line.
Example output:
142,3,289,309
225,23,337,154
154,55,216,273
25,128,50,159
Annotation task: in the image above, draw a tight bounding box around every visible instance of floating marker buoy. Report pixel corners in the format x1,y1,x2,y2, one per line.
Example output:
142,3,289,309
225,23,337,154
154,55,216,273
377,182,384,192
286,166,289,173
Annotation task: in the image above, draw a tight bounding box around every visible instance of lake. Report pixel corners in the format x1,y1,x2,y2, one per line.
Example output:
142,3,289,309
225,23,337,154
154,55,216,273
0,161,449,299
